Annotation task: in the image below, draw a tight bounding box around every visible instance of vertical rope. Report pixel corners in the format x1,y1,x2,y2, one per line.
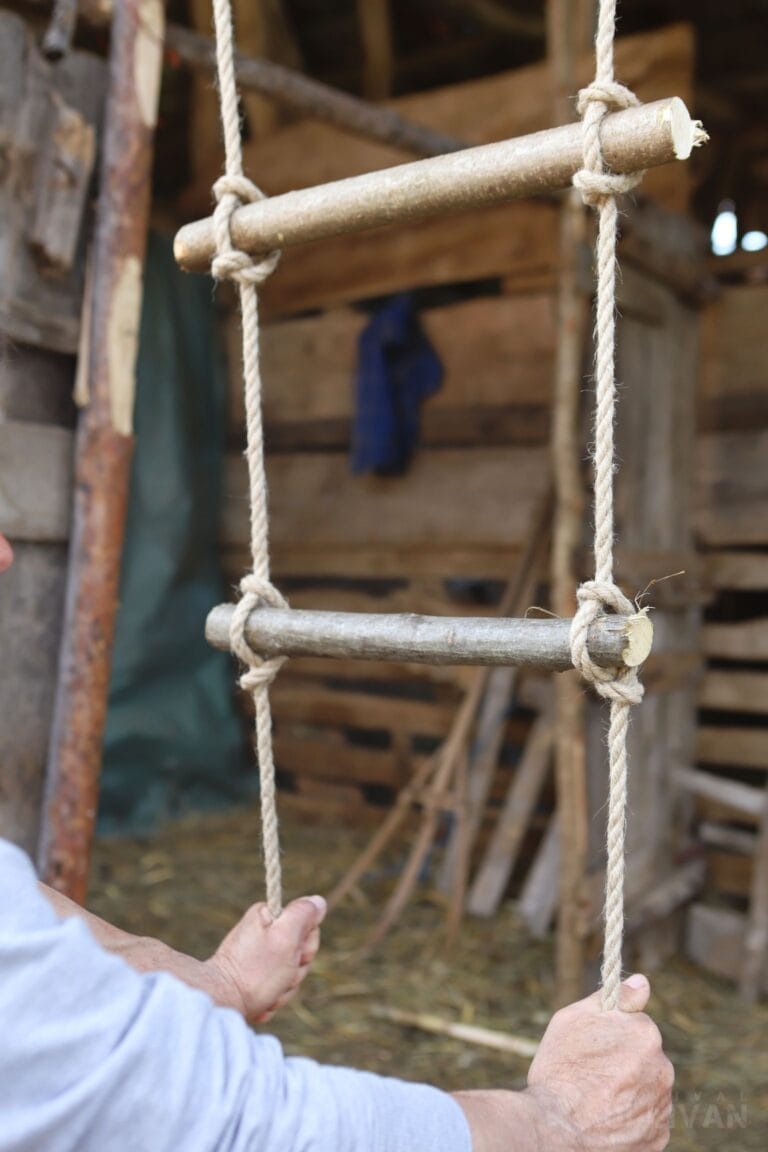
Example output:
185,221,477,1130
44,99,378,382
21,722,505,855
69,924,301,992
210,0,284,917
570,0,646,1010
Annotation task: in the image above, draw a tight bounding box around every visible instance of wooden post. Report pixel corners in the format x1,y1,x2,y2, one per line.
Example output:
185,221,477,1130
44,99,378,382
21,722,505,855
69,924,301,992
547,0,593,1006
38,0,164,901
357,0,394,101
0,12,104,857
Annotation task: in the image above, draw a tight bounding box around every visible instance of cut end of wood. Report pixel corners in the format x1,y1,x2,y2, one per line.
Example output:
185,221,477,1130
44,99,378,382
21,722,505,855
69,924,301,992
622,608,654,667
173,226,195,272
667,97,708,160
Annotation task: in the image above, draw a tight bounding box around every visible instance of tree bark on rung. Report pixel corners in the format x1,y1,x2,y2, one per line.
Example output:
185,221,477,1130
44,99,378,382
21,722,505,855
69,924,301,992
206,604,653,671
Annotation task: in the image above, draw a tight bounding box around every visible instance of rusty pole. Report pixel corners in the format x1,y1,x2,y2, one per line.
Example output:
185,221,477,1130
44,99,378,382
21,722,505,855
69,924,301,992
38,0,164,901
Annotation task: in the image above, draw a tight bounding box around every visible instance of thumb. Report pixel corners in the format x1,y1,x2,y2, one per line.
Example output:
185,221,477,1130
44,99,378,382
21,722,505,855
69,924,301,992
618,973,651,1013
280,895,327,938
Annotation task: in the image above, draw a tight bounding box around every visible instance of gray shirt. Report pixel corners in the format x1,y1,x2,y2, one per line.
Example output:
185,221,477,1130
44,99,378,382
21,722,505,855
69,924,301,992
0,838,471,1152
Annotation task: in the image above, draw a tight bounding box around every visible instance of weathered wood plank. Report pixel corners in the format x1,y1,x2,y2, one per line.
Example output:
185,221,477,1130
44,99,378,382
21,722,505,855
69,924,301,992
222,447,549,552
686,902,768,994
237,295,556,433
0,421,73,541
271,682,455,738
699,671,768,715
517,815,559,938
675,766,764,819
696,726,768,771
706,551,768,592
467,715,553,917
703,619,768,662
740,788,768,1000
699,285,768,430
697,430,768,547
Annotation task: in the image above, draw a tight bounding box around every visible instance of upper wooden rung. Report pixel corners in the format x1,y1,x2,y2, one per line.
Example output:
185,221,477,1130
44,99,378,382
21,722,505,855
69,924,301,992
174,97,706,274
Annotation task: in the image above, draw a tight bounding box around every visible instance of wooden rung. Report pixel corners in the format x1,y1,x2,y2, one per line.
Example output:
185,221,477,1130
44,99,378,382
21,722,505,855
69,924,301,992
206,604,653,671
174,98,704,272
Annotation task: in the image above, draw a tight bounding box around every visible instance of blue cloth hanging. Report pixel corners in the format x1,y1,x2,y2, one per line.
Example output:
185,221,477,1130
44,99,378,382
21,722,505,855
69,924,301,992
351,294,443,475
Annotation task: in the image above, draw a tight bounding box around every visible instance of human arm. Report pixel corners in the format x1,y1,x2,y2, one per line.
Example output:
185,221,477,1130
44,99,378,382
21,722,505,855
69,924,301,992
39,880,325,1023
452,974,674,1152
3,841,468,1152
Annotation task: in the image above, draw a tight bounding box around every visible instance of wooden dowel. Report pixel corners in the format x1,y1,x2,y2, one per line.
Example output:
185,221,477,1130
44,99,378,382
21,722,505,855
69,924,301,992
371,1006,539,1058
206,605,652,670
175,97,705,273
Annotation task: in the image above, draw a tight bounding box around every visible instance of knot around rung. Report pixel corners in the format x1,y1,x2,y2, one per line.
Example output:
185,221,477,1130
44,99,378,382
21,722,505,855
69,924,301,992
229,574,289,694
573,80,645,208
212,174,281,287
570,580,644,706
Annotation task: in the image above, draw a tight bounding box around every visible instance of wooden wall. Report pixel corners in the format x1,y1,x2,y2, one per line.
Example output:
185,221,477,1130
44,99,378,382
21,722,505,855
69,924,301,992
686,280,768,996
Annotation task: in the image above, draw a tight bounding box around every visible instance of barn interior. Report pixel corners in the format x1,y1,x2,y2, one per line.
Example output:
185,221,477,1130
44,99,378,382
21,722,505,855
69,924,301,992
1,2,767,1146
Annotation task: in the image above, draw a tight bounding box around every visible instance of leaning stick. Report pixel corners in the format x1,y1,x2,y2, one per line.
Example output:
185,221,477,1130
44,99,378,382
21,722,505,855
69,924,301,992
371,1006,539,1059
175,98,705,272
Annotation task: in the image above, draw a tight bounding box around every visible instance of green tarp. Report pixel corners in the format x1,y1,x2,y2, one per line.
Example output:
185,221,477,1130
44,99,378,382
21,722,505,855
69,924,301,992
100,232,249,832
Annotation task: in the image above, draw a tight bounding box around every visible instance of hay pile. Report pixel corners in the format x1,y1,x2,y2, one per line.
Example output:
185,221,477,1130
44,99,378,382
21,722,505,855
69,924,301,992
89,805,766,1150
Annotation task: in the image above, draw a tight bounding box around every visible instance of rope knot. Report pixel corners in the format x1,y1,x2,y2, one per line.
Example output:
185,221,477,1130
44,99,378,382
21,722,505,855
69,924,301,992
229,574,289,694
570,579,644,707
573,80,644,208
212,174,281,287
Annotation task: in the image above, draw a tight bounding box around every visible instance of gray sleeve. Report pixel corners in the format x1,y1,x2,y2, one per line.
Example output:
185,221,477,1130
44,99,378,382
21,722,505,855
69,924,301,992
0,840,472,1152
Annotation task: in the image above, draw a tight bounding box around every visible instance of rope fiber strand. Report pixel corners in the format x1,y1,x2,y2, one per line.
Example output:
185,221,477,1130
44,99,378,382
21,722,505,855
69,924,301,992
570,0,646,1011
211,0,284,917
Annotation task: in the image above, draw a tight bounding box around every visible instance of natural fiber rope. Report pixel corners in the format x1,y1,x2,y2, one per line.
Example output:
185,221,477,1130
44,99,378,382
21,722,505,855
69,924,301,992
570,0,645,1010
211,0,284,917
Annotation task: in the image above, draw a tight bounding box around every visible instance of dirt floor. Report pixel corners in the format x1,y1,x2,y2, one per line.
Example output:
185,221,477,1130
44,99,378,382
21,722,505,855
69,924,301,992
89,804,767,1151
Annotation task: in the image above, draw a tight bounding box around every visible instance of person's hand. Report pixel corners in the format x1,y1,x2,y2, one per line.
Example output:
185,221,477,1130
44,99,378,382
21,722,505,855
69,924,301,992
205,895,327,1024
526,973,674,1151
453,974,673,1152
0,534,13,573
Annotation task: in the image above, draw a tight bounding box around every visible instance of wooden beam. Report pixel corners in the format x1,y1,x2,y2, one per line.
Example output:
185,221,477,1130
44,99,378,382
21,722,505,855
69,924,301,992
177,23,695,219
675,767,765,820
547,0,591,1005
356,0,393,102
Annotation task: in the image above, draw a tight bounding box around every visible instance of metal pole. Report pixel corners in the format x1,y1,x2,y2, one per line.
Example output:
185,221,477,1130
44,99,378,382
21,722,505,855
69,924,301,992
174,97,704,273
38,0,164,902
205,604,652,672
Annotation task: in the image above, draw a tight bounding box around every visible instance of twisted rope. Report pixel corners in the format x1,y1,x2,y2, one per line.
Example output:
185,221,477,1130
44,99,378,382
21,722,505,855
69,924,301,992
571,0,646,1010
212,0,284,917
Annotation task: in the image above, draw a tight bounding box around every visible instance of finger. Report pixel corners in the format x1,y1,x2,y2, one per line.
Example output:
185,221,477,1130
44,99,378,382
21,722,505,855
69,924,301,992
566,971,652,1018
299,926,321,965
618,973,651,1013
0,535,14,573
278,896,327,945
